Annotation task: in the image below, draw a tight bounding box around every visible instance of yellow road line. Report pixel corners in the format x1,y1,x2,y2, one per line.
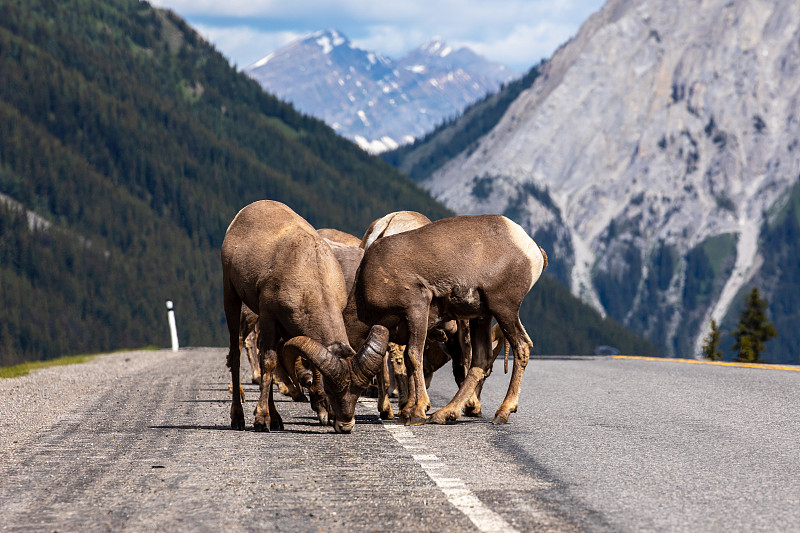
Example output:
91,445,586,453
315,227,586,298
611,355,800,372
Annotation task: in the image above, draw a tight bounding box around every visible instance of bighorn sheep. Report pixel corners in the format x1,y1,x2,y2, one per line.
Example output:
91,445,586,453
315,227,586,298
345,214,546,425
359,210,485,420
358,210,434,419
222,200,389,433
257,228,363,414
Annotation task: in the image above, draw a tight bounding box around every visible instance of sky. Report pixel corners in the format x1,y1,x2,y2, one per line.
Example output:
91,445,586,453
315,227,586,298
148,0,607,73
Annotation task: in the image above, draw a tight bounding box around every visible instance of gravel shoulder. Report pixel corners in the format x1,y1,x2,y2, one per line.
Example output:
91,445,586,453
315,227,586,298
0,348,183,455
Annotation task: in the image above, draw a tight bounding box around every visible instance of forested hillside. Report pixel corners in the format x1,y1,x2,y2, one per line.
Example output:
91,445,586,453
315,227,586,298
0,0,656,365
0,0,448,364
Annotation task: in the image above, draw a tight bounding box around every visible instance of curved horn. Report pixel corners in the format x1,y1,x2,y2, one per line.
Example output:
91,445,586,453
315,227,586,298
352,325,390,389
283,336,347,388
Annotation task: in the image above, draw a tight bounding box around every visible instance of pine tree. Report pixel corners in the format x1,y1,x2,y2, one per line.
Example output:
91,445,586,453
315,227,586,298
702,318,723,361
731,287,778,363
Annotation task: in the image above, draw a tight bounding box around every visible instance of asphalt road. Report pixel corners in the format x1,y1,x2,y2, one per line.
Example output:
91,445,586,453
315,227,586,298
2,347,799,532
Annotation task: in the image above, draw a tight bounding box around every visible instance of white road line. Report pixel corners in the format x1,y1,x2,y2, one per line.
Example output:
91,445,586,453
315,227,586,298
360,398,518,533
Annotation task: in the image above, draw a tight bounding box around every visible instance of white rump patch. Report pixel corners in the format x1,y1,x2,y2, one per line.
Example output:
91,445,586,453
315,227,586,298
503,218,544,288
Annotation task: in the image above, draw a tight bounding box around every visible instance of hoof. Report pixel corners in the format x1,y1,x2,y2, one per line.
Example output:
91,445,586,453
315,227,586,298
492,413,509,425
464,409,483,418
427,413,448,425
404,416,427,426
429,409,458,424
231,406,245,431
253,422,269,432
270,418,284,431
380,409,394,420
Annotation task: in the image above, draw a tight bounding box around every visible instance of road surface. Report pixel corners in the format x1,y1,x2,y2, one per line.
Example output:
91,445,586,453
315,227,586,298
1,347,798,532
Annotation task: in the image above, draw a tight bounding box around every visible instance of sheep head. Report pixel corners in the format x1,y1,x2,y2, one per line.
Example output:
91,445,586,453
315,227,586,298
283,324,389,433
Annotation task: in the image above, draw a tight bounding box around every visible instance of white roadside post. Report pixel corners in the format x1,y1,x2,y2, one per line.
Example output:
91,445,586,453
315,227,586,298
165,300,179,352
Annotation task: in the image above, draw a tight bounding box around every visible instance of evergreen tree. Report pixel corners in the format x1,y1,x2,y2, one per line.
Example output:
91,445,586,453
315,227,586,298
702,318,723,361
731,287,778,363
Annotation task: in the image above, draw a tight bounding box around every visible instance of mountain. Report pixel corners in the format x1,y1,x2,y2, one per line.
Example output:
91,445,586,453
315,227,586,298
244,30,517,153
0,0,656,364
0,0,450,364
392,0,800,363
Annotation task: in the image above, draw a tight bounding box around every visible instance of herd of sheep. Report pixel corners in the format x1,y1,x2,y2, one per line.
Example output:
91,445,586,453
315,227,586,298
221,200,547,434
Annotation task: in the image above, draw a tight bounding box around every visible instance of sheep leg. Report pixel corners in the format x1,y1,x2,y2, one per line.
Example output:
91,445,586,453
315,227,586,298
389,343,408,406
273,363,305,401
465,333,501,417
466,355,495,418
428,317,492,424
401,352,417,415
224,283,245,431
275,346,307,402
267,378,283,430
452,323,483,417
376,353,394,420
244,330,262,384
492,315,532,425
399,315,430,425
254,319,282,431
309,369,330,426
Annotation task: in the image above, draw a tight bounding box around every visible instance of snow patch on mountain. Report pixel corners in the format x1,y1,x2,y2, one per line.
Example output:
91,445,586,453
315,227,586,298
244,30,516,153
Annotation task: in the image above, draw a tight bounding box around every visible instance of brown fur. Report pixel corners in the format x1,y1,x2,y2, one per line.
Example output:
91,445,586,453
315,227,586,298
322,239,364,297
345,214,546,426
318,228,362,247
359,211,432,249
239,305,308,402
357,211,434,419
221,200,388,433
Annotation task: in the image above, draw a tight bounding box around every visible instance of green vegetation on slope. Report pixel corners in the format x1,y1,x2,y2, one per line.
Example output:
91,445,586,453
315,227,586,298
0,0,656,364
525,275,658,356
0,0,450,365
726,176,800,364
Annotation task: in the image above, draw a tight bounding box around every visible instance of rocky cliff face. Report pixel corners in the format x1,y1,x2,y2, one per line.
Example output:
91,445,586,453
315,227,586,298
244,30,515,153
423,0,800,359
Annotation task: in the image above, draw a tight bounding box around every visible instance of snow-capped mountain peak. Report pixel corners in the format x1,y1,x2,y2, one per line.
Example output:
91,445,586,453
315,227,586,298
244,30,516,153
313,29,347,53
421,37,453,58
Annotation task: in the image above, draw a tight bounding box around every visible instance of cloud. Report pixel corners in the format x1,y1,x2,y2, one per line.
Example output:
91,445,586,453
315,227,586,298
151,0,605,71
456,21,581,69
191,24,304,68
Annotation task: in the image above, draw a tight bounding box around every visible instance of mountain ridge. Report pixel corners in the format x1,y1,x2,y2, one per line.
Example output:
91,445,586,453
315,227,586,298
244,29,517,153
401,0,800,362
0,0,656,363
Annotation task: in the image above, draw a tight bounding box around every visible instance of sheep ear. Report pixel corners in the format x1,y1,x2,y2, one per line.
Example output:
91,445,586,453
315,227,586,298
352,325,389,388
283,336,347,389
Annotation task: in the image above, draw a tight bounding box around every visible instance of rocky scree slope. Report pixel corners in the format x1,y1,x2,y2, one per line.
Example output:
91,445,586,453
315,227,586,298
421,0,800,361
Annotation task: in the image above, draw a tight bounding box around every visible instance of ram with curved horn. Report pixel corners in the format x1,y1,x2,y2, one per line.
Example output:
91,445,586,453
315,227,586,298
221,200,389,434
